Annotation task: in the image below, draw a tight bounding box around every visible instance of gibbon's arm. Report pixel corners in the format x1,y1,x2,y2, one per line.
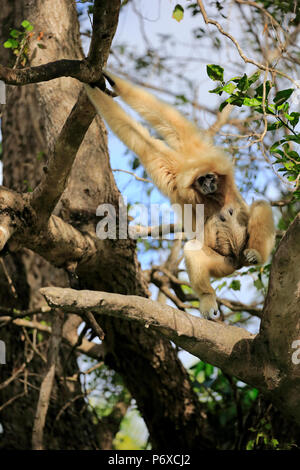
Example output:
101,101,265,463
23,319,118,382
244,200,275,265
102,70,202,153
184,242,236,317
98,73,237,205
84,84,181,198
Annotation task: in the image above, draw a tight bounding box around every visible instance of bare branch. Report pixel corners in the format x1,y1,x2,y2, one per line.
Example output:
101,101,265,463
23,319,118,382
30,88,96,224
197,0,300,88
32,311,64,450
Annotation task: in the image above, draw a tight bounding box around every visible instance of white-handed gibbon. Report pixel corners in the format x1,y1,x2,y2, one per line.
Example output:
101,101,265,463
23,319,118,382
84,72,275,318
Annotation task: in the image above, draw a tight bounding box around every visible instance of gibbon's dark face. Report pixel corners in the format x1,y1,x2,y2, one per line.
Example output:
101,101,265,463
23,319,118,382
196,172,218,195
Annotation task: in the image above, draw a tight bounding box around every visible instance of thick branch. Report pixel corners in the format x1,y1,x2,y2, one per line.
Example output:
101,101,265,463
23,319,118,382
40,287,266,389
87,0,121,71
30,89,96,223
0,60,92,86
260,213,300,369
30,0,120,222
0,186,97,269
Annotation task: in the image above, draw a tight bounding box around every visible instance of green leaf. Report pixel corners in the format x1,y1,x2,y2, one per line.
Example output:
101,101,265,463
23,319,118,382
267,121,284,131
273,88,294,107
209,85,224,95
222,82,236,94
248,70,261,86
284,135,300,144
255,81,272,99
10,29,21,38
172,4,184,22
230,280,241,291
219,100,228,112
287,150,299,160
254,278,264,290
248,388,259,401
21,19,33,31
243,97,262,107
285,111,300,128
207,64,224,82
237,74,249,91
284,161,294,170
3,38,19,49
226,95,244,106
276,102,289,112
21,19,30,28
175,94,188,103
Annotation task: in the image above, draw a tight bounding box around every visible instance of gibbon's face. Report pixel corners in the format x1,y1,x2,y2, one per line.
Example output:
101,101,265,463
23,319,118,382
205,205,249,266
194,173,218,196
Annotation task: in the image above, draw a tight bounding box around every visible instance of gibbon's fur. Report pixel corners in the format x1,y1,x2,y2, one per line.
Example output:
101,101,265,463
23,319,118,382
84,72,275,317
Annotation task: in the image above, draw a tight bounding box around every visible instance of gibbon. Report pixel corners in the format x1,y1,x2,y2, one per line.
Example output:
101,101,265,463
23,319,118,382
84,72,275,318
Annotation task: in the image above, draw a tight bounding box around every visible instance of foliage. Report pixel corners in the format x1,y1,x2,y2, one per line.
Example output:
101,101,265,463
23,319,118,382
172,4,184,22
207,65,300,199
189,360,296,449
3,20,34,66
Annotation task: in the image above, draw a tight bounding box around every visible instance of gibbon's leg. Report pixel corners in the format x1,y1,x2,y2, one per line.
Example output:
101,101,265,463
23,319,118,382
244,200,275,265
102,70,201,152
184,241,235,318
84,84,181,198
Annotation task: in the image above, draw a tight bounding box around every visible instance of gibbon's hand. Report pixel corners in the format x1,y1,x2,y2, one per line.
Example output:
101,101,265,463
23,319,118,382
243,248,261,265
198,293,219,319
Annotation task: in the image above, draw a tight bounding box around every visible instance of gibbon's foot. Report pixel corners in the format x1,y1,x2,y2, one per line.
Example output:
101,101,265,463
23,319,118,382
243,248,262,265
198,173,218,195
199,294,219,319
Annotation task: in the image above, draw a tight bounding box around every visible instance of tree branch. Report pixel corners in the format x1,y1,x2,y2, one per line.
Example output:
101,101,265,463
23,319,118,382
30,0,121,224
40,286,266,389
30,88,96,224
32,311,64,450
0,60,91,86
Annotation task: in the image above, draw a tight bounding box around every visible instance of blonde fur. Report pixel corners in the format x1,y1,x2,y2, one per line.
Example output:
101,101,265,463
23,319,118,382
84,72,275,318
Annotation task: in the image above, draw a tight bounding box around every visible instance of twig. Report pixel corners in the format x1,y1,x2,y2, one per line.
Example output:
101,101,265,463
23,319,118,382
0,392,26,412
197,0,300,89
0,363,26,390
112,168,151,183
0,257,18,299
22,327,47,364
32,311,64,450
84,311,105,341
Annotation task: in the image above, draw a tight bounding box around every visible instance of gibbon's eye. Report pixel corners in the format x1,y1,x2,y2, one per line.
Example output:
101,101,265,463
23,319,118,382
228,208,233,216
219,214,226,222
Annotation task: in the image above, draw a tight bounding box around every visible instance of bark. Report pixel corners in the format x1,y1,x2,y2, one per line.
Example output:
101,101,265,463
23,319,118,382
0,0,211,450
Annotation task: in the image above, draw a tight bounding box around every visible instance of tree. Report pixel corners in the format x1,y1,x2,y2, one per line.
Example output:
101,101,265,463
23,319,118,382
0,0,299,450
